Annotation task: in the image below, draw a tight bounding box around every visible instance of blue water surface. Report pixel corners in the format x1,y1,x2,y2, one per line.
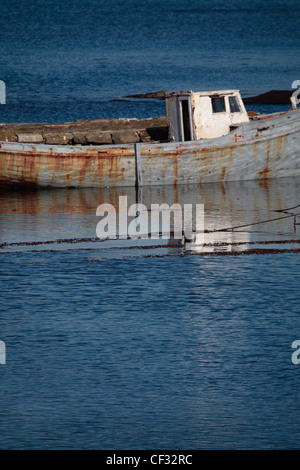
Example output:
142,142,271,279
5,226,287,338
1,0,299,122
1,0,300,451
0,251,300,449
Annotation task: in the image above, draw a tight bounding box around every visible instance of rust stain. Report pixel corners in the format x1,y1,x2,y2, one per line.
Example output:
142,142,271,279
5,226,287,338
173,153,178,187
199,149,211,164
257,179,270,190
0,146,135,188
266,139,271,168
220,182,226,196
257,167,272,179
228,147,234,167
220,166,226,180
120,167,126,180
276,135,282,159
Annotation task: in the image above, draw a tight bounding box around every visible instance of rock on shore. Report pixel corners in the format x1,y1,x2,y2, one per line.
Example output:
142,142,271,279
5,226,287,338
243,90,293,105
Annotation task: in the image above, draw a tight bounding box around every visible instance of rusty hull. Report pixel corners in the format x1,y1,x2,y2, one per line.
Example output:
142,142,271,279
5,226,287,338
0,144,136,188
0,108,300,188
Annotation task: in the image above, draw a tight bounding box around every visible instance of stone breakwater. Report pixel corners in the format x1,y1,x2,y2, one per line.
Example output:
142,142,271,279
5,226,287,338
0,116,169,145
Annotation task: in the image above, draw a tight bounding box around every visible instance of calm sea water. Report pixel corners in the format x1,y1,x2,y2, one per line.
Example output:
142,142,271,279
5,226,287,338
1,0,300,123
0,251,300,450
1,0,300,450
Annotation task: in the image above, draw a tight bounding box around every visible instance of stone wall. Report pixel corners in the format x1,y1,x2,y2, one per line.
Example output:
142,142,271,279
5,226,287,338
0,117,169,145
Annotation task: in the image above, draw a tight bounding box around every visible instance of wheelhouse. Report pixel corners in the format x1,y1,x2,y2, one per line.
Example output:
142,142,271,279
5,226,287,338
165,89,249,141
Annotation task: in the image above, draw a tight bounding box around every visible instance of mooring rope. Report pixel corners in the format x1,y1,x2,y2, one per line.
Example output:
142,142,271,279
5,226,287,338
206,210,300,233
273,203,300,212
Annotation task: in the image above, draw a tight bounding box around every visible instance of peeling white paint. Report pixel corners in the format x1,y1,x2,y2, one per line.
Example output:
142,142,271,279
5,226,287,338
166,89,249,141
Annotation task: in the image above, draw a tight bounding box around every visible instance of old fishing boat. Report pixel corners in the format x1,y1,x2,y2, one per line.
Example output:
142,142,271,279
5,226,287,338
0,89,299,188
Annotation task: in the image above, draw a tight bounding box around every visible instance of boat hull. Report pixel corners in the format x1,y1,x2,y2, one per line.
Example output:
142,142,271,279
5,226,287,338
0,109,299,188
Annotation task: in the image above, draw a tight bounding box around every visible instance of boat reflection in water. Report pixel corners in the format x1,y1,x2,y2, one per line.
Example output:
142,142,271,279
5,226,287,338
0,176,299,255
183,230,251,254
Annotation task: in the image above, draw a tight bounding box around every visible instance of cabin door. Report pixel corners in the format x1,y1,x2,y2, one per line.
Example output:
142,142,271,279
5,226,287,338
179,98,191,141
178,97,193,142
166,94,194,142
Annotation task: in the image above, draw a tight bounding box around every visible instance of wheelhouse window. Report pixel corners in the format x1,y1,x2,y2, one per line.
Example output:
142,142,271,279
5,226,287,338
211,97,225,113
229,96,241,113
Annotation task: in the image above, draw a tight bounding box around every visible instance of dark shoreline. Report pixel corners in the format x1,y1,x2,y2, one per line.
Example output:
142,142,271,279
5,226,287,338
124,89,294,105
